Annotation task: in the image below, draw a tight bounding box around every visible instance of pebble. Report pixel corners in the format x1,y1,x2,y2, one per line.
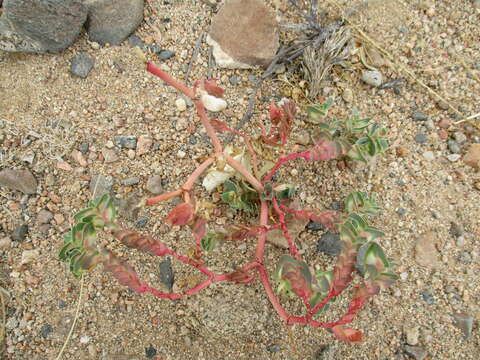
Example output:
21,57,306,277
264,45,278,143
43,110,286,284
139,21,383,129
449,222,463,237
135,217,149,228
121,177,140,187
447,154,461,162
456,236,465,247
145,344,157,358
266,344,281,353
37,210,53,224
0,168,38,194
79,142,89,154
70,53,94,78
405,326,420,345
158,257,174,291
342,88,353,102
453,132,467,144
21,249,39,265
420,290,435,305
452,313,474,339
397,207,407,216
463,144,480,168
229,75,240,85
414,133,427,144
316,232,341,256
127,35,145,48
0,237,12,250
89,174,114,198
438,119,452,128
177,150,186,159
102,148,119,163
422,151,435,161
411,111,427,121
54,213,65,225
424,119,435,131
146,175,163,195
136,135,153,156
127,149,135,159
115,136,137,149
404,345,427,360
361,70,383,87
415,232,440,268
40,323,53,338
158,50,176,60
306,220,324,231
438,129,448,139
175,98,187,112
12,224,28,242
447,140,461,154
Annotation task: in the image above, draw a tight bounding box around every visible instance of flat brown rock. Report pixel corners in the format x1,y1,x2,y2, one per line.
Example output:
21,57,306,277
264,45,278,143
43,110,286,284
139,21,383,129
415,231,441,268
463,143,480,168
208,0,279,68
0,168,37,194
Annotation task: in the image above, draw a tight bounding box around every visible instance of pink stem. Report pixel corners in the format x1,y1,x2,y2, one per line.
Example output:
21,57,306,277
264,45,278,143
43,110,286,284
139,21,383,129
263,152,310,183
146,189,182,206
183,157,215,190
164,248,214,278
272,198,300,259
194,99,223,153
147,61,194,98
223,153,263,192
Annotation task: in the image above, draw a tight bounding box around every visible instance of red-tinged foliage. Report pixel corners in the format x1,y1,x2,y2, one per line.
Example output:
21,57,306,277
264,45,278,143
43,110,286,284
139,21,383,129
307,139,339,161
261,100,296,146
269,103,283,123
210,119,231,133
166,202,195,226
203,79,225,98
112,230,169,257
281,206,339,232
102,254,145,293
330,242,357,296
225,269,256,284
191,218,207,249
331,325,363,342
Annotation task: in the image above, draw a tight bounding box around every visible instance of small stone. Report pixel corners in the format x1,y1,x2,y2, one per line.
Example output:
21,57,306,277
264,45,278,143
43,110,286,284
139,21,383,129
448,140,461,154
316,232,341,256
102,148,119,163
0,168,38,194
424,119,435,131
54,213,65,225
57,160,73,172
447,154,461,162
135,216,149,228
127,149,135,159
456,236,465,247
414,133,427,144
453,132,467,144
177,150,186,159
80,335,90,344
438,119,452,128
70,53,94,78
474,182,480,191
158,50,175,60
21,152,35,164
229,75,240,85
136,135,153,156
40,323,53,338
404,345,427,360
146,175,163,195
415,232,441,268
106,140,115,149
342,88,353,102
457,250,472,264
420,290,435,305
12,224,28,242
397,208,407,216
422,151,435,161
147,44,162,53
71,149,88,167
121,177,140,187
396,146,409,158
404,326,420,345
0,237,12,250
115,136,137,149
175,98,187,112
411,111,427,121
266,344,281,353
438,129,448,139
463,144,480,168
127,35,145,48
437,101,449,110
37,210,53,224
21,249,39,265
452,313,474,339
306,220,324,231
90,174,114,198
361,70,383,87
159,257,174,291
449,222,463,237
145,344,157,358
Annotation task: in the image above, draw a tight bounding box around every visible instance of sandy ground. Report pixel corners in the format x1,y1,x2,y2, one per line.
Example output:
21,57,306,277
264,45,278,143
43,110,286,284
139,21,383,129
0,0,479,359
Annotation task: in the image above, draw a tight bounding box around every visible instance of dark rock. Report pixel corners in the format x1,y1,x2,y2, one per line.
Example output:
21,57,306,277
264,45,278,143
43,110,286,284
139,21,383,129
411,111,427,121
157,49,175,60
330,201,343,211
189,135,198,145
121,177,140,187
79,142,89,154
40,323,53,338
306,220,325,232
117,194,140,221
266,343,281,353
397,208,407,216
85,0,144,45
135,216,149,228
0,0,87,53
89,174,114,198
414,133,427,144
58,300,68,309
229,75,240,85
159,257,174,291
449,222,463,237
316,232,341,256
0,168,37,194
207,0,279,68
420,289,435,304
147,44,161,53
12,224,28,242
70,53,94,78
115,136,137,149
404,345,427,360
452,313,474,339
145,344,157,358
127,34,144,48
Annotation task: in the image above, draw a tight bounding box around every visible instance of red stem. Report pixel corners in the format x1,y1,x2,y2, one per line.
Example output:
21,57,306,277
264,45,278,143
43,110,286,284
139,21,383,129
263,152,310,183
272,198,301,259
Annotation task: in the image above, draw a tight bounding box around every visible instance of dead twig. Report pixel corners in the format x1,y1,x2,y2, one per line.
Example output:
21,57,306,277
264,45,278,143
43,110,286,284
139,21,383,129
185,33,205,84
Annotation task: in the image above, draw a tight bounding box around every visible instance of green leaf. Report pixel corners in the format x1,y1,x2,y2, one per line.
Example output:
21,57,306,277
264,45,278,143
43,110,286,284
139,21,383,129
74,208,96,222
200,232,224,251
306,100,332,124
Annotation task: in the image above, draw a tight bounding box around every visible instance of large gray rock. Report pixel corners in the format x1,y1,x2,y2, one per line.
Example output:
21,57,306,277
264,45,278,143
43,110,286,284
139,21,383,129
0,0,87,53
85,0,144,45
207,0,279,69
